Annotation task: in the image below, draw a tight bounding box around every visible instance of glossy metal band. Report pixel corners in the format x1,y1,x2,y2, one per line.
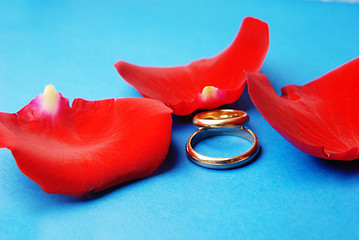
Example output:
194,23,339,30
193,109,249,128
186,125,259,169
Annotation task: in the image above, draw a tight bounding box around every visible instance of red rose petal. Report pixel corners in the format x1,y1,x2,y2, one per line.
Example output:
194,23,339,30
0,86,173,196
115,16,269,115
247,57,359,160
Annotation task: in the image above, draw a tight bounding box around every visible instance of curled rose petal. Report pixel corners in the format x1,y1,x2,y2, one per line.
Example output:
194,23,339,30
247,57,359,160
115,16,269,115
0,85,173,196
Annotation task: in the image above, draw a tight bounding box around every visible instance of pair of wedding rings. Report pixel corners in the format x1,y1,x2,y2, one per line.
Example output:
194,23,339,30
186,109,260,169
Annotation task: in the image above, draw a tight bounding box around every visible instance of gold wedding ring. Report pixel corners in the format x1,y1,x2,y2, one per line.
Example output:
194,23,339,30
186,109,259,169
193,109,249,128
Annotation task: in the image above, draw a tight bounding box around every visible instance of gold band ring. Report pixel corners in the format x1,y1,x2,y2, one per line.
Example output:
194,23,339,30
186,110,259,169
193,109,249,128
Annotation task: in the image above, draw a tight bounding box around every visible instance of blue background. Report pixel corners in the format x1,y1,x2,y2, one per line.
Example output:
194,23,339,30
1,0,359,239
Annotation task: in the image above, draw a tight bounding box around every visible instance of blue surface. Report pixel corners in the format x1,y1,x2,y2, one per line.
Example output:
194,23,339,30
1,0,359,239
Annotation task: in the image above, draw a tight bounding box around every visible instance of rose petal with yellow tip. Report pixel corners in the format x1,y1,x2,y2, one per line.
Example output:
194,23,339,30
0,85,173,196
115,16,269,115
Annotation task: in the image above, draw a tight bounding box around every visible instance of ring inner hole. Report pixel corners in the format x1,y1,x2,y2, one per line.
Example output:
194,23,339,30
193,135,253,158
